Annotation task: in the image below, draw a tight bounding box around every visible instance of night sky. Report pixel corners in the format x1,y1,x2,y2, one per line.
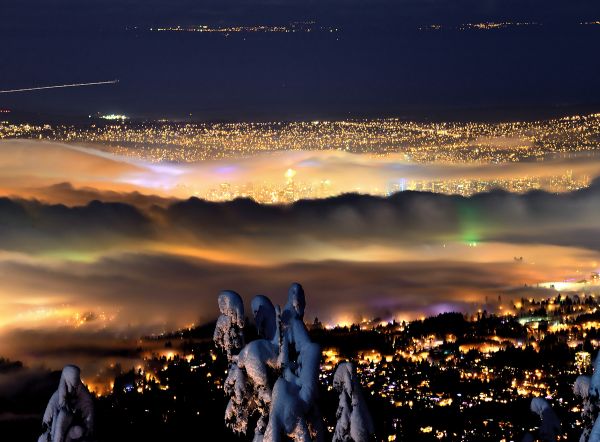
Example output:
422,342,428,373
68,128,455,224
1,0,600,120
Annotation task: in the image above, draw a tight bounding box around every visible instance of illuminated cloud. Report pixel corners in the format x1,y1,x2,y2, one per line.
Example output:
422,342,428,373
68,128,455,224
3,140,600,204
0,252,558,354
2,140,600,369
0,185,598,336
3,179,600,261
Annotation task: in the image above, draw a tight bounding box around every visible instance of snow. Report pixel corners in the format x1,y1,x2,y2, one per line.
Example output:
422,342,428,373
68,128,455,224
530,397,560,442
576,376,592,399
264,377,311,442
218,290,245,323
281,283,312,357
252,295,277,342
591,354,600,400
332,362,374,442
285,283,306,320
224,365,251,435
530,397,549,418
237,339,279,405
590,416,600,442
38,365,94,442
265,284,325,442
214,290,245,361
215,283,346,442
574,376,595,442
296,342,321,408
576,352,600,442
334,388,352,442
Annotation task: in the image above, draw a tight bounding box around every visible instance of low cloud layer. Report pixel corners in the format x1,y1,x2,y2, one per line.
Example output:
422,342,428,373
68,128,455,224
1,140,600,370
0,180,599,341
2,179,600,262
2,140,600,205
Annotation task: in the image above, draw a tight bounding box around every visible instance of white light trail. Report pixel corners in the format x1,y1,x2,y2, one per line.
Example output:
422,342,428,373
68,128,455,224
0,80,119,94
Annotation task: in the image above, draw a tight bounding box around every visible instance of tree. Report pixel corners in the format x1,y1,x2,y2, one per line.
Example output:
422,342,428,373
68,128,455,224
332,362,374,442
574,375,595,442
38,365,94,442
530,397,560,442
214,283,331,442
213,290,245,362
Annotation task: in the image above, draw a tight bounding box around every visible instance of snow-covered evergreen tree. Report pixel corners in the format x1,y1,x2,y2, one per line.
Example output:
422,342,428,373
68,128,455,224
579,352,600,442
224,364,253,435
231,295,284,440
573,353,600,442
251,295,277,341
214,283,331,442
530,397,560,442
264,283,325,442
574,375,595,442
214,290,245,362
590,354,600,400
38,365,94,442
332,362,374,442
589,414,600,442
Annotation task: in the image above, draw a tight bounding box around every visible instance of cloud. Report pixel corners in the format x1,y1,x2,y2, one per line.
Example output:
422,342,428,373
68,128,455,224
146,179,600,257
18,182,177,209
0,140,144,191
3,140,600,207
0,251,558,361
3,178,600,261
0,197,152,254
1,140,600,371
0,237,577,380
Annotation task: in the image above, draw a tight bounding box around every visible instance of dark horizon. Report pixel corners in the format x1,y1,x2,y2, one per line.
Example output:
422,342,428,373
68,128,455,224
4,101,600,125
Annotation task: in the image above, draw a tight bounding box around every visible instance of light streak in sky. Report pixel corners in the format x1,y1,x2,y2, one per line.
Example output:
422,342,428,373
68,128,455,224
0,80,119,94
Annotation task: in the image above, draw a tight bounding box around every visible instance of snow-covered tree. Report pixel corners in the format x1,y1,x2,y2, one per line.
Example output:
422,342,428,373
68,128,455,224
264,283,325,442
38,365,94,442
530,397,560,442
224,364,253,435
332,362,374,442
215,283,331,442
251,295,277,341
234,294,283,438
590,354,600,400
589,412,600,442
574,375,595,442
214,290,245,362
573,353,600,442
215,290,280,441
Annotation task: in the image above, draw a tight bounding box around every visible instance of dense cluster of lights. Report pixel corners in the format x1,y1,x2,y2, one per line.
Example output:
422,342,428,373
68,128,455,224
77,288,600,440
2,113,600,202
420,20,599,31
420,22,540,31
145,21,339,34
4,114,600,165
98,114,129,121
314,292,600,440
459,22,540,30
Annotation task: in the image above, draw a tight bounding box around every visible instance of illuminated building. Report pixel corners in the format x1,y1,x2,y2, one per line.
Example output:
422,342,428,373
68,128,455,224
575,351,592,373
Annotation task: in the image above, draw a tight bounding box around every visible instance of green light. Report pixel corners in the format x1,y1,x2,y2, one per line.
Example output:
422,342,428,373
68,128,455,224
458,201,482,245
42,249,97,263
